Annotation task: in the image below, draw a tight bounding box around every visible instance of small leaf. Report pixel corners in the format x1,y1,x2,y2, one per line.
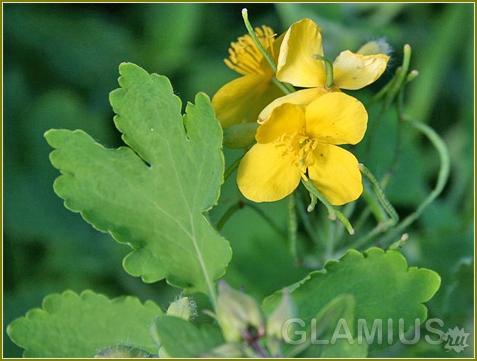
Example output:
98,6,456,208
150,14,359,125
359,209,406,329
264,247,441,351
45,63,232,297
6,290,162,358
150,315,223,357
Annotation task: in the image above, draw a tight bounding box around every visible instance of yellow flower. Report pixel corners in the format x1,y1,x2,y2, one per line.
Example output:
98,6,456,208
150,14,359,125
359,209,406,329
259,18,390,122
237,92,367,206
211,25,284,130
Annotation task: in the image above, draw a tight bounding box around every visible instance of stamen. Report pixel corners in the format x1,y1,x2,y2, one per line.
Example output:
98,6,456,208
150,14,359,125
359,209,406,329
224,26,276,76
275,133,318,176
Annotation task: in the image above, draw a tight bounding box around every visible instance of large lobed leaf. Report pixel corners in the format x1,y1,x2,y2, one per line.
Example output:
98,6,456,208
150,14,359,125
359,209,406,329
263,247,441,352
45,63,231,296
6,290,162,358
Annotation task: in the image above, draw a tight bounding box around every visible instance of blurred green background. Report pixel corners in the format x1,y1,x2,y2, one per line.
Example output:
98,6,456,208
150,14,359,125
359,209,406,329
3,3,474,358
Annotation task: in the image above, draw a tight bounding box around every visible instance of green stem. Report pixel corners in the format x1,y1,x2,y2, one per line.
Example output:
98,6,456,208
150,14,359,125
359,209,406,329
287,194,299,263
272,77,295,95
333,201,357,249
216,201,244,231
366,44,412,110
313,54,334,89
301,178,354,235
366,70,399,108
216,199,287,238
359,164,399,226
383,44,412,111
295,188,322,248
242,8,278,74
242,8,296,97
380,119,451,245
273,77,296,95
246,202,287,238
224,155,244,182
346,166,399,250
361,182,388,223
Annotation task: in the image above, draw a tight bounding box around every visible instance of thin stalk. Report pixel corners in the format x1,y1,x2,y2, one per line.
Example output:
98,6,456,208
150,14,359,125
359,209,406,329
312,54,334,89
380,118,451,245
359,164,399,225
382,44,412,111
287,193,299,262
224,155,244,182
246,202,287,239
242,8,278,73
216,201,244,231
333,201,357,249
216,199,287,238
295,187,322,249
272,77,295,95
301,178,354,235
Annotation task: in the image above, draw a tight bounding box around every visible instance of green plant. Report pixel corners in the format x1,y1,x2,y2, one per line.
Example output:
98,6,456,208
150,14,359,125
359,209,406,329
5,5,473,358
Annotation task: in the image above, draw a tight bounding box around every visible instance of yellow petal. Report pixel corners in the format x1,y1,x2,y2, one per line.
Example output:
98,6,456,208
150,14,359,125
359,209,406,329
276,18,327,88
256,103,305,144
305,93,367,145
237,143,301,202
211,74,283,128
308,144,363,206
333,50,390,90
258,88,332,123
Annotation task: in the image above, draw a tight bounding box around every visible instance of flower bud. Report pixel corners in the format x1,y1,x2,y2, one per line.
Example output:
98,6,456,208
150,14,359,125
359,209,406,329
223,122,259,149
166,296,196,321
216,280,264,342
266,290,296,340
357,38,392,56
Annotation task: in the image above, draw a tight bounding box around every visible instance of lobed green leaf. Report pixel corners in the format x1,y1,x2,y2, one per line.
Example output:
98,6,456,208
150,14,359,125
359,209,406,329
6,290,162,358
45,63,232,298
263,247,441,352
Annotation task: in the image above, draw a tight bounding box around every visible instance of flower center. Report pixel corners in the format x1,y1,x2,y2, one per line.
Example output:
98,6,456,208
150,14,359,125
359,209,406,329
225,25,276,76
277,132,318,178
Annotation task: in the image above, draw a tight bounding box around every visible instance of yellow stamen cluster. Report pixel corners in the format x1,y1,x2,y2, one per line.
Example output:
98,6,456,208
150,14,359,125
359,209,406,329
277,132,318,178
224,26,276,76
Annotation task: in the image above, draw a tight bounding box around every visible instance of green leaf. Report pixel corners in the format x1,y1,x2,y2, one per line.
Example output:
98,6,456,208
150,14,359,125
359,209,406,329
264,247,441,352
150,315,223,357
44,63,232,299
6,290,162,358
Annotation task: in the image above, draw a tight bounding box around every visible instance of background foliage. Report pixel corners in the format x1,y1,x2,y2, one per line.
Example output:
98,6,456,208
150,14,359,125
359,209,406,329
3,3,474,357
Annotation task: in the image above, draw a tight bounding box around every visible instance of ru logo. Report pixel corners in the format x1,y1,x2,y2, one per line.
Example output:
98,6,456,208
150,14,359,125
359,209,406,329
444,326,470,353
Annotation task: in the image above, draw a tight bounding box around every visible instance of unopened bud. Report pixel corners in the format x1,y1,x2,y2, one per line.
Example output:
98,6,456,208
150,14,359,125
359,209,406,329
216,280,264,342
266,290,296,340
166,296,196,321
357,38,392,56
223,122,258,149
